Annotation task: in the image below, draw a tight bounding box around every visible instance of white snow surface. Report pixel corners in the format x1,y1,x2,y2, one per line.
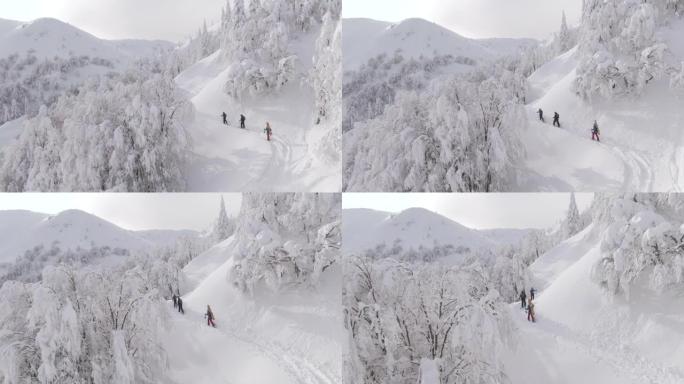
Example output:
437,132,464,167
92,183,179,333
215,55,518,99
176,34,340,192
165,236,342,384
0,210,196,264
503,224,684,384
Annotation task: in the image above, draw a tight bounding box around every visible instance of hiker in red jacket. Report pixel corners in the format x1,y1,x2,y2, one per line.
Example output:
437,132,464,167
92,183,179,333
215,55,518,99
206,305,216,328
527,299,536,323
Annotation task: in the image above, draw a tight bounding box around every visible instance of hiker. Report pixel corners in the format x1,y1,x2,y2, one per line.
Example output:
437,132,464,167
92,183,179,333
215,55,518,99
177,296,184,314
553,112,561,127
206,305,216,328
538,108,544,122
520,289,527,309
527,299,536,323
172,294,178,309
240,114,246,129
592,121,601,142
222,112,228,126
530,287,536,300
264,122,273,141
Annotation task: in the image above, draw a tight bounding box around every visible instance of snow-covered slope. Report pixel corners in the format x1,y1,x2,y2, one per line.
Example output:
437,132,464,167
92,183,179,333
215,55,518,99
176,32,340,192
0,17,172,64
165,236,342,384
343,208,529,256
517,19,684,192
342,18,536,70
0,210,196,263
503,223,684,383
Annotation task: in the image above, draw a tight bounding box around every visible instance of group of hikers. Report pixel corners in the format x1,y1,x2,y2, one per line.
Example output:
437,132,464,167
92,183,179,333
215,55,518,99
221,112,273,141
172,293,217,328
519,287,537,323
537,108,601,142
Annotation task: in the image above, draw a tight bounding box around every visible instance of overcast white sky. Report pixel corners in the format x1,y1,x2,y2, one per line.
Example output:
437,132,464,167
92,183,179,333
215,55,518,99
343,193,593,230
0,0,225,42
0,194,241,232
1,0,583,41
343,0,582,39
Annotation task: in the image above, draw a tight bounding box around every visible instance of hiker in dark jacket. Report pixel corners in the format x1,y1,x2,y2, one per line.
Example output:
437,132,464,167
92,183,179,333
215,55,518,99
538,108,544,122
172,294,178,309
240,114,246,129
553,112,561,127
177,297,184,314
520,289,527,309
264,122,273,141
222,112,228,125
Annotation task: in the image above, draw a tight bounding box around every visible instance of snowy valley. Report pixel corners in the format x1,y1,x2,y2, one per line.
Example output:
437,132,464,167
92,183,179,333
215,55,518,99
343,1,684,192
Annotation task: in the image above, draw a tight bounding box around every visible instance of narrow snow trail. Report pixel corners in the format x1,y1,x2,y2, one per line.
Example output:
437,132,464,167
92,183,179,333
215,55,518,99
165,305,335,384
522,113,656,191
176,49,338,192
164,306,297,384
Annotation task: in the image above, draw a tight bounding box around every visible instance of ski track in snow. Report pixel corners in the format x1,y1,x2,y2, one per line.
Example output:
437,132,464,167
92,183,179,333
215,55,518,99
511,300,684,384
526,114,659,192
609,145,654,192
171,305,337,384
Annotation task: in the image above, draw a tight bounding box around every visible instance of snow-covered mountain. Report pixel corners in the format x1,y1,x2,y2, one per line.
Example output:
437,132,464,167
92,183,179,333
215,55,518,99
342,18,536,70
0,209,197,264
0,17,174,142
0,17,172,64
343,207,531,255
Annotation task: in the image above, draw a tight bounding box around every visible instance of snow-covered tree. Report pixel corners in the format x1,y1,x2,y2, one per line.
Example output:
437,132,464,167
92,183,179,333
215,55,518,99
229,193,341,293
344,256,511,384
557,11,574,54
0,70,192,192
563,192,582,238
0,53,115,125
0,262,170,383
344,67,527,192
671,62,684,96
212,196,235,242
590,194,684,297
574,0,681,99
218,0,340,100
